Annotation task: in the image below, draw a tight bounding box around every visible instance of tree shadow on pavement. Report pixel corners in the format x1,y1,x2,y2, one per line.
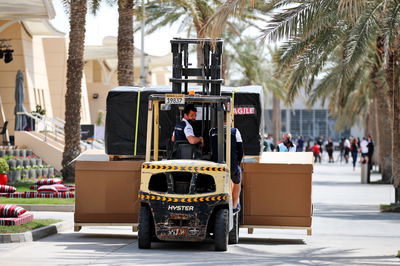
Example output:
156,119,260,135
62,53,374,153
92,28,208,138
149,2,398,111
314,203,400,222
34,233,398,265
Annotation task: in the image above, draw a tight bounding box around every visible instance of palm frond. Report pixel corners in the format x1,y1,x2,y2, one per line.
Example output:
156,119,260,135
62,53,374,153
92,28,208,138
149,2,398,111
89,0,102,15
383,1,400,47
60,0,71,14
200,0,250,39
338,0,365,19
342,1,382,78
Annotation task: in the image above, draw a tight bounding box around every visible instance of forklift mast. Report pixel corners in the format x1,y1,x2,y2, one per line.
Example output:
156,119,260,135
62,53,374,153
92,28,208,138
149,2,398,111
170,38,225,163
170,38,224,96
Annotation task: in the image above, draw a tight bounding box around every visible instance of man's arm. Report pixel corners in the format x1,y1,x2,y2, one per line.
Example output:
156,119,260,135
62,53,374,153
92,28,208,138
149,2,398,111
187,136,203,145
184,121,203,146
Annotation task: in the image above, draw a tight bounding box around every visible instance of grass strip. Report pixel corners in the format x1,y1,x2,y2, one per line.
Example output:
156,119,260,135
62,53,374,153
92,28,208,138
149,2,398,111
0,198,75,204
380,204,400,213
0,219,62,234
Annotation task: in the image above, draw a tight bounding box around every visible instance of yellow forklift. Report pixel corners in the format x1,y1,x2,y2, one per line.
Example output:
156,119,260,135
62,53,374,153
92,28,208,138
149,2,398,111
138,38,239,251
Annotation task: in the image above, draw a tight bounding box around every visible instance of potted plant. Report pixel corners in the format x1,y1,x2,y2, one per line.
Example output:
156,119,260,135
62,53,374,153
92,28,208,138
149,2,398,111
19,149,27,157
14,166,23,182
22,166,30,179
41,165,49,178
29,166,37,179
7,167,16,184
0,157,10,185
35,165,43,178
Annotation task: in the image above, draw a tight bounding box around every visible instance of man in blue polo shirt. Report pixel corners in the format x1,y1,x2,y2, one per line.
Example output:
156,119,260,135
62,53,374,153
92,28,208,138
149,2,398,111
171,104,204,146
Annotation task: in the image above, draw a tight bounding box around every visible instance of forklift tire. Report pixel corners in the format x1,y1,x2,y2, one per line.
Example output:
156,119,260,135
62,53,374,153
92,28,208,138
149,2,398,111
138,205,152,249
229,212,239,244
214,208,229,251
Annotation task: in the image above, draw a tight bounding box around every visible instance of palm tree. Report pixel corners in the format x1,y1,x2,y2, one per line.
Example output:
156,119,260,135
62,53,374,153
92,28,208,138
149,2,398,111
206,0,400,201
135,0,266,66
61,0,88,182
89,0,135,86
117,0,134,85
370,35,392,183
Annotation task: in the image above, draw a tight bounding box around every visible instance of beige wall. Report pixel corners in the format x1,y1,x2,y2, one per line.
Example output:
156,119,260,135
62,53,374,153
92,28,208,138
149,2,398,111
23,34,53,118
0,21,30,135
0,21,54,135
43,37,67,120
0,20,92,139
87,82,108,125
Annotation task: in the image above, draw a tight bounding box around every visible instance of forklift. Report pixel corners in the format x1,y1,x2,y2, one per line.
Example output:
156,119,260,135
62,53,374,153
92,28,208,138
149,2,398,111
137,38,239,251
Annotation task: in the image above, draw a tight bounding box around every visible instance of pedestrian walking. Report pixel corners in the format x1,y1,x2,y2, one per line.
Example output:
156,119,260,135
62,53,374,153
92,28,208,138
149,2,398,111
344,138,350,163
360,137,369,164
312,143,321,163
339,137,345,162
367,135,374,182
325,137,334,163
297,136,304,152
350,137,359,170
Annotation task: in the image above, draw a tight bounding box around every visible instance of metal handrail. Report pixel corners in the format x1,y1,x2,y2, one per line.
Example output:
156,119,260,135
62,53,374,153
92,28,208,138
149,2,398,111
16,111,105,151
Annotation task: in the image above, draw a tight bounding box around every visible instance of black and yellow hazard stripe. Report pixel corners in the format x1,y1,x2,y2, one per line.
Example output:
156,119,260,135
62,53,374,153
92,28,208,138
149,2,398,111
142,164,227,172
137,192,229,203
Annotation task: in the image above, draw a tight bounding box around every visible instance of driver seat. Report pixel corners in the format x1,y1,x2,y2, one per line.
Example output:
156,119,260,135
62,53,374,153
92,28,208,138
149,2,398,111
169,140,202,160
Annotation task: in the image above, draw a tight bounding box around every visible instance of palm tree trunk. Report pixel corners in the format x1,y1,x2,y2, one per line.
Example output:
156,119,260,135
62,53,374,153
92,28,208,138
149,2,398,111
372,99,380,168
375,89,392,183
118,0,134,86
385,35,400,202
272,95,281,147
365,99,377,143
61,0,87,182
371,36,392,183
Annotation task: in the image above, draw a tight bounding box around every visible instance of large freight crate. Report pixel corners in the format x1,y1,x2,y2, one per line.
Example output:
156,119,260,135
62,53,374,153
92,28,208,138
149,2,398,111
242,152,313,232
105,86,264,156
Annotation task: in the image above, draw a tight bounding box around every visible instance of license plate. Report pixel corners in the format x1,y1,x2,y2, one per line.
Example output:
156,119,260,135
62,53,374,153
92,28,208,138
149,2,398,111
165,94,185,105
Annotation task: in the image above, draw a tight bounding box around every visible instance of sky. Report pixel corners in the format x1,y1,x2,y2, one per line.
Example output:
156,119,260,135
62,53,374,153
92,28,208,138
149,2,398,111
50,0,182,56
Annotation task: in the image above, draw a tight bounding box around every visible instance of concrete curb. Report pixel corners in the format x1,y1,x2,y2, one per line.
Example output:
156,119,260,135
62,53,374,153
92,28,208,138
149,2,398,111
18,204,75,212
0,221,72,243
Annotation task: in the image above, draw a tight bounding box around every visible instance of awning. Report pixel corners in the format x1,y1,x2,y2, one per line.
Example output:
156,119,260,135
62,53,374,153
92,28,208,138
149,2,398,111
0,0,55,20
0,0,63,37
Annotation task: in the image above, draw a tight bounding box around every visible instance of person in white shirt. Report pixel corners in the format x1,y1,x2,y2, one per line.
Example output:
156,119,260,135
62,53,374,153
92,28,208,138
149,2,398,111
360,137,369,163
343,138,351,163
277,133,297,152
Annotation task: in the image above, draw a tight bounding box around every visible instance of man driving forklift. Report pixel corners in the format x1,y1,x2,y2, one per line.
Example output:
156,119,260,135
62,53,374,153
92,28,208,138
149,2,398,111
171,104,204,146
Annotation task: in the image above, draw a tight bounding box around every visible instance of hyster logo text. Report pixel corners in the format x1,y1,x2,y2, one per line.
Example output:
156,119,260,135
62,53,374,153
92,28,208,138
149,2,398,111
168,205,194,211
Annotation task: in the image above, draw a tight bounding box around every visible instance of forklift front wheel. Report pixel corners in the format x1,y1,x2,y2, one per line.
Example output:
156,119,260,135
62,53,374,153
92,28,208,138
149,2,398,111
214,208,229,251
138,205,152,249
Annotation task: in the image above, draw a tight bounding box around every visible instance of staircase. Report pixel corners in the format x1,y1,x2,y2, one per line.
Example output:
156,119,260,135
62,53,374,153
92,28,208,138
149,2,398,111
14,112,105,172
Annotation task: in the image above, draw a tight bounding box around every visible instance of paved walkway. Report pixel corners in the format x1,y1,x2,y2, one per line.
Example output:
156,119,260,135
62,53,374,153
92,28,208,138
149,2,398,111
0,161,399,265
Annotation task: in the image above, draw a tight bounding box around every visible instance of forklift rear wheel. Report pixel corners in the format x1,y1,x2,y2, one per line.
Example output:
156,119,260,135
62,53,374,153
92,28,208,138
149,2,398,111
214,208,229,251
229,212,239,244
138,205,152,249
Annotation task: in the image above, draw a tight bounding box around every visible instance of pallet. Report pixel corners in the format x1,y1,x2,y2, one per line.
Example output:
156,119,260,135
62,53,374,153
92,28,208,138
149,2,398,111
74,223,138,232
240,225,312,236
